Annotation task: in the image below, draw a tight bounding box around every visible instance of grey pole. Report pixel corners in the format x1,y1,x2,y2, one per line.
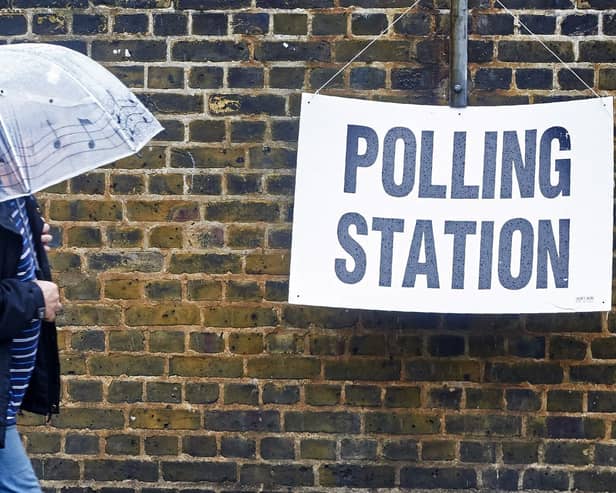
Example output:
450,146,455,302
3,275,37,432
450,0,468,107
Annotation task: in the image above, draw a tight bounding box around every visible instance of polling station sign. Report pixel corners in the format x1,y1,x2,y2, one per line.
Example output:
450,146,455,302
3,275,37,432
288,94,614,314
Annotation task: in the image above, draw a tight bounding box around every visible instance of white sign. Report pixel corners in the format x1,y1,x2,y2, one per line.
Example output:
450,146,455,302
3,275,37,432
289,94,614,314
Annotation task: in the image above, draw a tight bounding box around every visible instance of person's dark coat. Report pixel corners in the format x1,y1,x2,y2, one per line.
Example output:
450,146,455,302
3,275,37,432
0,196,60,448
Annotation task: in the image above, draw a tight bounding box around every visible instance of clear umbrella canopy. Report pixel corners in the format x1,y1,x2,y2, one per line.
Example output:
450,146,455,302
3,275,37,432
0,43,163,202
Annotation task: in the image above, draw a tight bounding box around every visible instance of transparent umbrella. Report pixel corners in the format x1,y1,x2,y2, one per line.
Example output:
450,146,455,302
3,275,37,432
0,43,163,202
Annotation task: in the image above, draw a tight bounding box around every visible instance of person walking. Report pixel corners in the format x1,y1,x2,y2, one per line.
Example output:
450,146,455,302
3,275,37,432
0,194,61,492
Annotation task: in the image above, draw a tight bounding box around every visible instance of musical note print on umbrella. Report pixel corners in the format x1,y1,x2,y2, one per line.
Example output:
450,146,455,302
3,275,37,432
0,43,163,202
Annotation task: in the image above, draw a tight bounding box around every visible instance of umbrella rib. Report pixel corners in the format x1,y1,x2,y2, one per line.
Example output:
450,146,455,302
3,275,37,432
0,105,29,194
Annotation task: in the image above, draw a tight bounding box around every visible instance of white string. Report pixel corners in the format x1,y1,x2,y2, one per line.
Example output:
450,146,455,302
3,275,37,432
495,0,603,100
312,0,424,99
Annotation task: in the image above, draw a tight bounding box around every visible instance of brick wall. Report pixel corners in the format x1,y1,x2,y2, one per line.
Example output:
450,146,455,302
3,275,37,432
4,0,616,491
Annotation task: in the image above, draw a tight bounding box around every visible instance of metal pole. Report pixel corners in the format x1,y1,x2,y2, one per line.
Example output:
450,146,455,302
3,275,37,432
450,0,468,107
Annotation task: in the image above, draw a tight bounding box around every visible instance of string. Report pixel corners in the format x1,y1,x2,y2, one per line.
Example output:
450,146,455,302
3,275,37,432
495,0,604,100
312,0,424,99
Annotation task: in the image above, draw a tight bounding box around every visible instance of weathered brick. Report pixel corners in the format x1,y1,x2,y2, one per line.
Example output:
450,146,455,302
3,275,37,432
498,41,573,62
25,432,61,454
516,68,553,89
60,305,121,326
350,67,386,89
92,40,166,62
68,380,103,402
189,66,224,89
286,411,359,433
233,13,268,35
146,382,182,403
423,440,456,460
262,383,299,404
33,13,68,34
241,463,313,486
265,332,304,353
472,14,513,34
53,409,124,429
486,362,563,384
301,438,336,459
545,441,592,465
225,383,259,405
170,356,243,377
186,383,219,404
206,410,280,431
187,280,223,300
336,41,409,62
562,14,598,35
191,12,227,35
173,41,249,62
222,436,255,458
406,360,481,382
106,434,139,456
154,13,187,35
483,468,519,491
111,175,145,195
385,386,421,408
320,464,394,488
446,415,521,437
523,468,569,491
71,330,105,352
256,41,330,62
90,355,164,376
261,436,294,459
248,357,319,379
506,389,541,411
177,0,249,8
202,306,277,327
129,408,200,430
366,413,440,434
383,439,419,461
474,68,512,90
65,434,99,455
182,435,216,457
401,467,477,489
529,416,604,439
89,252,164,272
114,13,148,33
312,13,345,35
558,68,594,90
574,471,616,492
109,331,145,351
571,364,616,383
50,200,122,221
162,461,236,482
547,390,583,412
394,12,432,35
109,380,143,403
520,14,556,34
189,332,224,353
125,304,199,326
588,391,616,412
392,67,440,90
503,441,539,464
37,458,80,480
346,385,381,407
305,384,341,406
205,201,279,222
325,359,400,381
0,15,27,35
109,329,145,351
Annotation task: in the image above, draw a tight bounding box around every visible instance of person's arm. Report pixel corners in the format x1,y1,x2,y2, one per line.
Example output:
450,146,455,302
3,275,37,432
0,279,46,342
